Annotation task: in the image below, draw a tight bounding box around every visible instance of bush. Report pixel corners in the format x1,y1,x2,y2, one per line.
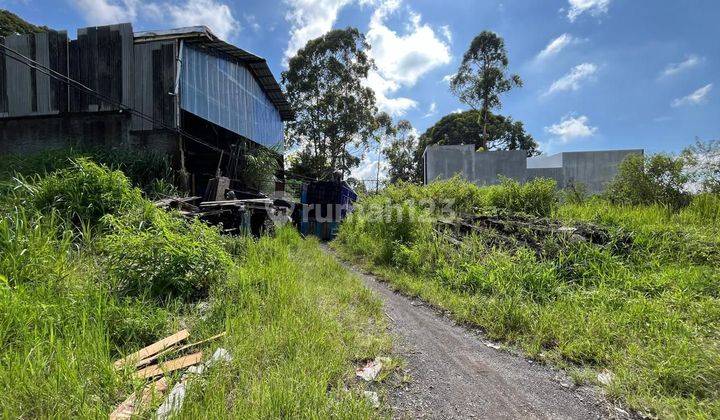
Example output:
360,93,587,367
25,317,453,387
605,154,691,210
101,204,232,301
27,158,143,226
487,176,559,217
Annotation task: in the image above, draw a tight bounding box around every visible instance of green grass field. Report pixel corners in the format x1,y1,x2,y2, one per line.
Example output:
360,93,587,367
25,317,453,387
335,178,720,418
0,160,390,418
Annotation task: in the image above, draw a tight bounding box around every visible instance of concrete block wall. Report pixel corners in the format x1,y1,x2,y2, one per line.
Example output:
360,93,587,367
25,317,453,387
423,145,643,194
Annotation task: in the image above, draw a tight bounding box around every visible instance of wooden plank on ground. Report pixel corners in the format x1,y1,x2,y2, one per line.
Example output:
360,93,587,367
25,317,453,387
109,377,169,420
136,332,226,367
114,329,190,369
135,352,203,379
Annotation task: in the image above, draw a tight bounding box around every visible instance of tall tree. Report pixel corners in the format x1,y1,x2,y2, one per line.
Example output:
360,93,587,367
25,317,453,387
383,120,418,184
450,31,522,151
282,28,378,178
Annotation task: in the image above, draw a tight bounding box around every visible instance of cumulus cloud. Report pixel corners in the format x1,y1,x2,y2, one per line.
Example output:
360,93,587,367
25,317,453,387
350,157,385,182
71,0,240,40
545,115,598,142
365,0,451,115
672,84,713,107
565,0,611,22
423,101,437,118
71,0,138,24
162,0,239,39
544,63,597,96
441,73,455,84
536,33,578,61
660,54,704,78
283,0,353,61
440,25,452,43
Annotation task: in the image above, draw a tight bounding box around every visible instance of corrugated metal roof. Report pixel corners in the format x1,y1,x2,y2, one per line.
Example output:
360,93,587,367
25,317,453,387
134,26,294,121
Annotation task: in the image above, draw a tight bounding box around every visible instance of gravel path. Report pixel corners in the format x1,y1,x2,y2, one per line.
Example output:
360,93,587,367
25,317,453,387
330,251,620,419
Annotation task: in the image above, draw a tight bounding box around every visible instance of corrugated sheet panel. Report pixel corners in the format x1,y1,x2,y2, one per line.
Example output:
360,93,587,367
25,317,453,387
180,44,283,149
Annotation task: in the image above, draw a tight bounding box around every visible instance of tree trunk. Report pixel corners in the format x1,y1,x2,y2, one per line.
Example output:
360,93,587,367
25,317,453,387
479,107,489,151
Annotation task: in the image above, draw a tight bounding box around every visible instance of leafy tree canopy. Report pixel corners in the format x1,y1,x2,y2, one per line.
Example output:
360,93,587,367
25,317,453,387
383,120,418,184
415,110,539,173
0,10,49,37
282,27,378,179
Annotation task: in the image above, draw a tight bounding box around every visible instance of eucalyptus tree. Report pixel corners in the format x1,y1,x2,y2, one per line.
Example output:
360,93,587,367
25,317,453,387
450,31,522,150
282,28,378,178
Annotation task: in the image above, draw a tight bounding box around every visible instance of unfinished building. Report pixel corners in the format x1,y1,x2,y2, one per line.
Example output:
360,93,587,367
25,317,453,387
0,23,293,195
423,145,644,193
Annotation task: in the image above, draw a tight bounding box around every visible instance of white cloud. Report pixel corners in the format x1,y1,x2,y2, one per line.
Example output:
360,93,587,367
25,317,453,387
440,25,452,43
350,157,385,181
71,0,137,24
672,84,713,107
545,114,598,142
283,0,353,62
364,71,418,116
423,101,437,118
536,33,578,61
544,63,597,96
163,0,239,39
365,0,451,115
566,0,611,22
71,0,239,40
244,14,261,32
451,108,464,114
660,55,704,78
441,73,455,84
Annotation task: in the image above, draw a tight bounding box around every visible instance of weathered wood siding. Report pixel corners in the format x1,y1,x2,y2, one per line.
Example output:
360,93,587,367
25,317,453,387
0,30,68,117
68,23,133,112
131,40,177,131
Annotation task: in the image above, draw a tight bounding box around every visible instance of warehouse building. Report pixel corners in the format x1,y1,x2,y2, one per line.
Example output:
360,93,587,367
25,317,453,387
424,145,643,193
0,23,293,194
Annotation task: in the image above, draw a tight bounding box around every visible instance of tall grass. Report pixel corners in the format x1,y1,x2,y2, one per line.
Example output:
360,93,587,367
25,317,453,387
336,180,720,418
0,160,389,417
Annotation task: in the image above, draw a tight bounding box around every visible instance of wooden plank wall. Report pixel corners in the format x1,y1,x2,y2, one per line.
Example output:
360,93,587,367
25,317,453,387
0,30,68,117
131,40,176,131
69,23,133,112
0,23,179,133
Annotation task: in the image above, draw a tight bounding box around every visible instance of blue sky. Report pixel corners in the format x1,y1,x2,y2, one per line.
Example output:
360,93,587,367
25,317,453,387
3,0,719,180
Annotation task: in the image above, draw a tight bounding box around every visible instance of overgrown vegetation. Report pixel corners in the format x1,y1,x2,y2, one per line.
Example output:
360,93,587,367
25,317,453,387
0,147,177,197
335,175,720,418
0,159,389,417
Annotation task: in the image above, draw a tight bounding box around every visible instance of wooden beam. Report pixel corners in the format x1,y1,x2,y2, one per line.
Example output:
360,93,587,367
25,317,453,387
114,329,190,370
136,332,225,368
135,352,203,379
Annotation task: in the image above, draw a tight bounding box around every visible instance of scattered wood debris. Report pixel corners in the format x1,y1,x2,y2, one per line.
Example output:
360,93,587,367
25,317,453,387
114,329,190,370
110,329,226,419
109,377,169,420
136,352,204,379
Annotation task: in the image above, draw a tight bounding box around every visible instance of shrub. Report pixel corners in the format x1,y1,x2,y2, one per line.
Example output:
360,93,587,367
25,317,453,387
101,204,232,301
487,176,559,217
27,158,143,226
604,153,691,210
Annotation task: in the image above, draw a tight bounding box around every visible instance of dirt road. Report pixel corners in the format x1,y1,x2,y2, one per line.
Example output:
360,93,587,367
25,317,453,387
332,253,619,419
